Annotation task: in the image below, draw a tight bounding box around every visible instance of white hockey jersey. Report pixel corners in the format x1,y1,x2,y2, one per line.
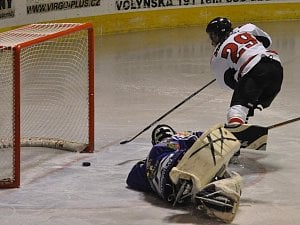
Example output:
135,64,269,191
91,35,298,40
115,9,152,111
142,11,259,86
210,23,281,88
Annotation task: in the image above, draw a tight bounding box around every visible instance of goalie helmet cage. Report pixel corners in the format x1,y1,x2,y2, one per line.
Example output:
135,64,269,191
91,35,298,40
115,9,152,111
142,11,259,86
0,23,94,188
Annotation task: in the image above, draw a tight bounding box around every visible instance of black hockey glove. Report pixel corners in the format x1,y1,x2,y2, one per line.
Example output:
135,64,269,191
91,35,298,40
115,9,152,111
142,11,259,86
255,35,271,48
224,68,237,90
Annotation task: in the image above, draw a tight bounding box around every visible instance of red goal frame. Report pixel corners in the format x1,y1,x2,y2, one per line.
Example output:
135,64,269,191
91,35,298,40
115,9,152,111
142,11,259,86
0,23,94,188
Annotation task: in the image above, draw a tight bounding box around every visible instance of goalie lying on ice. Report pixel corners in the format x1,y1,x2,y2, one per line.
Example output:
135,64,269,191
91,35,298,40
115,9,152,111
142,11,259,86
126,124,243,223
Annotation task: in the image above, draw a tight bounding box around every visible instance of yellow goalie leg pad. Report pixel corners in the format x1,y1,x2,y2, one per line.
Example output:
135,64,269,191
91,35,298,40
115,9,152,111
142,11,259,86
169,124,240,193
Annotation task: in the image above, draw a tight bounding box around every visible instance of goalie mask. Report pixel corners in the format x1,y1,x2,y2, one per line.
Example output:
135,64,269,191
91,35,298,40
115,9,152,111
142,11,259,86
151,124,176,145
206,17,232,47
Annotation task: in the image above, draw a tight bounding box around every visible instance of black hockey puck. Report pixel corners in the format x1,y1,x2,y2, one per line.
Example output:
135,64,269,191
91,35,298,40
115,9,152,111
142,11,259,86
82,162,91,167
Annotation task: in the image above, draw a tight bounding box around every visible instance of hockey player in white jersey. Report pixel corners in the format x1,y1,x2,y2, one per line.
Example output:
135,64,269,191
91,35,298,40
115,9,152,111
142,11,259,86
206,17,283,125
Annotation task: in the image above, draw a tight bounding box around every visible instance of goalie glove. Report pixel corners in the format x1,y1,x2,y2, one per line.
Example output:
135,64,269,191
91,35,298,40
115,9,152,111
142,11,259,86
193,171,243,223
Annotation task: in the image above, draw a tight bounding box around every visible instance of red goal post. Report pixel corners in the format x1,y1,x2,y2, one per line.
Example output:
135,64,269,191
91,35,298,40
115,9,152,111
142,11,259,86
0,23,94,188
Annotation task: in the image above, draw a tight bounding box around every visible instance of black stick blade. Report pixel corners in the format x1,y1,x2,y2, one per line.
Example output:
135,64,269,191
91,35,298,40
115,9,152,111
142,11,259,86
120,140,129,145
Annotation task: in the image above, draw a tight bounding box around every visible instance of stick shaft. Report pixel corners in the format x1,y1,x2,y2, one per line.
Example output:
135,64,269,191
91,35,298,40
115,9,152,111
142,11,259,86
120,79,216,144
267,117,300,130
151,79,216,125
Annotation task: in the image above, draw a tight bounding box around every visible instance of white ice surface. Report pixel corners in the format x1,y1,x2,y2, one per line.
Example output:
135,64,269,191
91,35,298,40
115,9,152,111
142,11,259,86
0,21,299,225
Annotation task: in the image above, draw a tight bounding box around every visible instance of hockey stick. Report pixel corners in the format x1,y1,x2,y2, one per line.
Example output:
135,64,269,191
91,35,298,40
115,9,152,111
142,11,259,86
116,117,299,165
120,79,216,144
267,116,300,130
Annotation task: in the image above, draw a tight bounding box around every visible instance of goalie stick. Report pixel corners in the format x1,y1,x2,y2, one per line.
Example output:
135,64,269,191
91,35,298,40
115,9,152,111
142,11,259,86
225,116,300,150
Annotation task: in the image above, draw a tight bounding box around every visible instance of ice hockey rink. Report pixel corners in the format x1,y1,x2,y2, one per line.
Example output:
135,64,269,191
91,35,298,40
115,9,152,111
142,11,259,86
0,20,299,225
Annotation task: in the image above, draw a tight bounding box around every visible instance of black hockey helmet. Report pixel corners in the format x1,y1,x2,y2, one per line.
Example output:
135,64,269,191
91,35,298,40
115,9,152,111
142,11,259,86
206,17,232,45
151,124,176,145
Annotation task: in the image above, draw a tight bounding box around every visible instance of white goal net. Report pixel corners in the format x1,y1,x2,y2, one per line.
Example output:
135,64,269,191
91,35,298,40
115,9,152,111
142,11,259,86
0,23,94,188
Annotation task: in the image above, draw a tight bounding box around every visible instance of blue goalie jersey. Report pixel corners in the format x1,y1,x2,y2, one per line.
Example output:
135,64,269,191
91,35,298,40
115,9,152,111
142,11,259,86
126,131,202,200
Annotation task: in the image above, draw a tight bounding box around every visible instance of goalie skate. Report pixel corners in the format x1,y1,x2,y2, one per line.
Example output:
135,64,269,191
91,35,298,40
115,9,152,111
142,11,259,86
172,179,193,206
193,171,243,223
195,191,234,209
169,124,240,195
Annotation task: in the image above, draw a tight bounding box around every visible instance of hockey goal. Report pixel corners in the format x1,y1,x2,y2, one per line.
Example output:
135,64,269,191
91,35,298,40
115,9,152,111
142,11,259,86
0,23,94,188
